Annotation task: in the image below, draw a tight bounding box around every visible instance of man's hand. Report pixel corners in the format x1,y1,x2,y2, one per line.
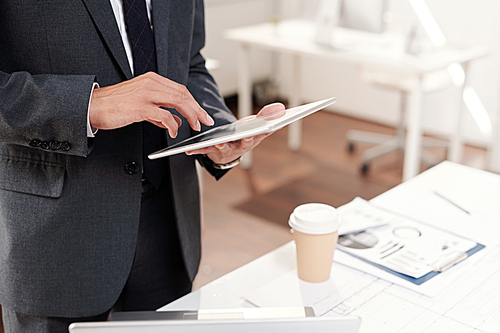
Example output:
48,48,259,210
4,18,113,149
89,72,214,138
185,102,286,165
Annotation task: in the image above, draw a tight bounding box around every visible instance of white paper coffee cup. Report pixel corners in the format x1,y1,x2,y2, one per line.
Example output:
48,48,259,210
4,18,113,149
289,203,340,283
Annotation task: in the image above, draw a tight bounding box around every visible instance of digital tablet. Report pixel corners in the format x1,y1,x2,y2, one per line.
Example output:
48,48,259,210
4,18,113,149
148,97,336,159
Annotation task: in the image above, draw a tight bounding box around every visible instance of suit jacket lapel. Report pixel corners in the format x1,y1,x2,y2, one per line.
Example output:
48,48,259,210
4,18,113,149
81,0,133,79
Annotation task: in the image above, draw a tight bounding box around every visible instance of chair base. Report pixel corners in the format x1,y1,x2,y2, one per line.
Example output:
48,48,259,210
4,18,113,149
346,129,448,175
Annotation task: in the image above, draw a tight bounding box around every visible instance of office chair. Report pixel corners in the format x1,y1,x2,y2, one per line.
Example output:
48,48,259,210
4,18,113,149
346,65,453,175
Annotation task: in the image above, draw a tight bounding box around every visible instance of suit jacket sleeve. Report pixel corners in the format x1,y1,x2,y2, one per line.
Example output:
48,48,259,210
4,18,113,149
186,0,238,179
0,71,96,157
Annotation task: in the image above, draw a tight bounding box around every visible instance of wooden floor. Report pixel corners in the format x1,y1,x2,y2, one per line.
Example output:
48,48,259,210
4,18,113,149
0,107,487,332
192,106,487,289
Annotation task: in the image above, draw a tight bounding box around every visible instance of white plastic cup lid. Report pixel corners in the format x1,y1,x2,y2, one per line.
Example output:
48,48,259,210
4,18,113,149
288,203,340,235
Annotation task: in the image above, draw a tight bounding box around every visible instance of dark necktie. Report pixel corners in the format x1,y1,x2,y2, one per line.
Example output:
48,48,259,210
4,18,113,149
123,0,166,188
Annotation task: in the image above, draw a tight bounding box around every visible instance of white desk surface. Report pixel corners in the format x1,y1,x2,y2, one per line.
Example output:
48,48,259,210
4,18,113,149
225,19,488,75
161,161,500,332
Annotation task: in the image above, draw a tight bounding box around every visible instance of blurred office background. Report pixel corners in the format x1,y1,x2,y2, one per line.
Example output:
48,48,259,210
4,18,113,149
192,0,500,289
0,2,496,331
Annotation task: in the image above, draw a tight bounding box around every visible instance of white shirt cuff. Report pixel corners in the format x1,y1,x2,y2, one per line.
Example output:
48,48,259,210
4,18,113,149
87,83,99,137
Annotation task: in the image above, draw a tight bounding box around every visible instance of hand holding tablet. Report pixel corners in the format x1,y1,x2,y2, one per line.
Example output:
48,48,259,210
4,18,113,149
183,102,287,166
148,97,336,162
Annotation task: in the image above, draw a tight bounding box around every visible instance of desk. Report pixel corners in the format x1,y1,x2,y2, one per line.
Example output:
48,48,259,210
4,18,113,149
160,161,500,332
225,20,488,180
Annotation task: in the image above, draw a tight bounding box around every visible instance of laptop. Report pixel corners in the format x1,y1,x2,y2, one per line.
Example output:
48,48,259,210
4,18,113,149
69,307,361,333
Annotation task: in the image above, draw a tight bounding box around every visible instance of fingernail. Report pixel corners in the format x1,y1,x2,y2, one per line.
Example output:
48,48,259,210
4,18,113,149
186,151,192,155
194,120,201,131
243,137,253,142
216,144,227,150
206,114,214,126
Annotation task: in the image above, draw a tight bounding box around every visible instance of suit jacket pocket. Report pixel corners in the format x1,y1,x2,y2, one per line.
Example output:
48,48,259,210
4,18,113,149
0,146,65,198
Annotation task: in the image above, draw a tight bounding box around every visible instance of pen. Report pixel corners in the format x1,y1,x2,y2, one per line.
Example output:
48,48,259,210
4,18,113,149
433,191,470,215
432,252,468,272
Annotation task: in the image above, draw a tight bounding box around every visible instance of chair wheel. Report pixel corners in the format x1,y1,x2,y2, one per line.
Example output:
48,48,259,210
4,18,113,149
347,142,355,153
360,163,369,175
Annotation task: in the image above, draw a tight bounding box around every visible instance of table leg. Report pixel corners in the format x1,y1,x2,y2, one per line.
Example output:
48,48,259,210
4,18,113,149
237,43,253,169
288,54,301,151
403,85,423,181
449,62,469,163
487,112,500,172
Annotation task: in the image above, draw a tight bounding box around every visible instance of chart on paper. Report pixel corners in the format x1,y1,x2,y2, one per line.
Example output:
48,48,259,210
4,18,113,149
337,198,478,280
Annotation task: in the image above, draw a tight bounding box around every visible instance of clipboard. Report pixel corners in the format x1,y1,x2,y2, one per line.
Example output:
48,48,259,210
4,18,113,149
336,199,486,285
343,242,485,285
148,97,336,159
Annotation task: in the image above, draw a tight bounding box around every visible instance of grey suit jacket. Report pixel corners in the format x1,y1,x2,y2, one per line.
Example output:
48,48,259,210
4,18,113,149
0,0,236,317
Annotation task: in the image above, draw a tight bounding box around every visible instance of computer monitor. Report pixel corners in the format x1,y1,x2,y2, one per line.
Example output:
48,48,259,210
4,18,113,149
340,0,388,33
315,0,387,46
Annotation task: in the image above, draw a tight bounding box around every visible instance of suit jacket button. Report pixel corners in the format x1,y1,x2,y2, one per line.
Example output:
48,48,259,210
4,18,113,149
60,141,71,151
50,142,61,150
125,162,140,175
29,139,41,148
40,141,50,150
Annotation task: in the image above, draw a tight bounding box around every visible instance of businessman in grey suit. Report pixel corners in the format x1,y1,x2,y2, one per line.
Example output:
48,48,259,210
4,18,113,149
0,0,284,332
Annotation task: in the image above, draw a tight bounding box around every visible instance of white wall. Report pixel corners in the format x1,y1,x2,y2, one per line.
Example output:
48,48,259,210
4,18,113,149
203,0,500,149
390,0,500,147
204,0,277,96
276,0,500,147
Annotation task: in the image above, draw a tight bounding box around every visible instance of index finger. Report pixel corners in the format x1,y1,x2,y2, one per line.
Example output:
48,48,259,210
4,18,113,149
141,73,215,130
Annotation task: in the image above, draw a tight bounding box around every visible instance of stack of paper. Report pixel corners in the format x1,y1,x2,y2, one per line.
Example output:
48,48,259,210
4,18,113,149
336,197,483,286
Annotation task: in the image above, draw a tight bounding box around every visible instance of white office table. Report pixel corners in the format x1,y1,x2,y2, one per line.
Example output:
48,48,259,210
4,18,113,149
225,20,488,180
160,161,500,332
